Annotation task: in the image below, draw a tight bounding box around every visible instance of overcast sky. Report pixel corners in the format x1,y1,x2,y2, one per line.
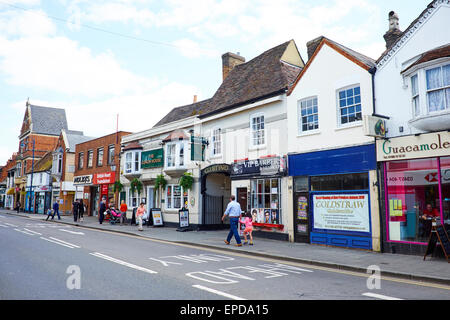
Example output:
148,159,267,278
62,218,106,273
0,0,431,165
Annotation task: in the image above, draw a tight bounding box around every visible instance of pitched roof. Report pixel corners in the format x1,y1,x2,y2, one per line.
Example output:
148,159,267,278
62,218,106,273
287,37,376,95
29,104,68,136
153,98,212,128
26,151,52,174
376,0,441,66
198,40,303,118
401,44,450,74
64,130,96,153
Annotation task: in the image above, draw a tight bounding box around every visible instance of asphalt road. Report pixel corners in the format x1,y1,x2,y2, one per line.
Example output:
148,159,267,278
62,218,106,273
1,212,449,301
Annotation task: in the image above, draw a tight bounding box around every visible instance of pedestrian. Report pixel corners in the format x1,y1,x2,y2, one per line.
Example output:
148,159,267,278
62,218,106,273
45,208,53,221
242,211,254,245
119,200,128,225
15,201,21,213
78,199,84,222
136,202,146,231
221,195,242,247
99,198,106,224
72,199,79,222
51,199,61,220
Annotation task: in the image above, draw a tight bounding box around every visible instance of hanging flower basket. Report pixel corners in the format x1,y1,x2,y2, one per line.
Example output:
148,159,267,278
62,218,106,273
154,174,167,191
113,181,123,193
130,178,143,195
179,172,194,191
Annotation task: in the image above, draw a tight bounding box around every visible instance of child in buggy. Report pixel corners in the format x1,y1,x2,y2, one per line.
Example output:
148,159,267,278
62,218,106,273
107,205,122,225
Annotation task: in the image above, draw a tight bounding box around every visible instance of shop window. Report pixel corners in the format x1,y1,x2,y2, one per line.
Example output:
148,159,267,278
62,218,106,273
310,172,368,191
166,185,185,210
338,85,362,125
385,158,440,243
441,157,450,225
250,178,281,224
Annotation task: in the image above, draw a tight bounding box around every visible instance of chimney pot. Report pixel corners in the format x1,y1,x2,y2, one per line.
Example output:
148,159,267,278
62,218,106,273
193,95,197,103
383,11,402,49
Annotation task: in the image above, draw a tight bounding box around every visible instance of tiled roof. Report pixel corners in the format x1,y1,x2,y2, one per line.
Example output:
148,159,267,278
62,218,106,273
199,40,302,118
65,131,96,153
29,104,68,136
162,130,189,142
123,142,143,151
26,151,52,174
153,99,212,128
401,44,450,74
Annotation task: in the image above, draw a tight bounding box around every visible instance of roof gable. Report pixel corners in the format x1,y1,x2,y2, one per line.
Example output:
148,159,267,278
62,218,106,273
27,104,68,137
288,37,375,95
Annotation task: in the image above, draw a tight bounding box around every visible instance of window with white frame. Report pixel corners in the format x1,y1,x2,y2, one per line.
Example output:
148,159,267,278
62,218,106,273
125,152,132,174
338,85,362,125
134,151,140,172
78,152,84,169
411,74,420,116
97,147,104,167
251,114,265,146
298,97,319,132
108,145,115,165
87,150,93,168
165,185,187,210
16,162,21,177
165,142,186,169
211,128,222,156
52,153,63,174
426,64,450,112
124,150,141,174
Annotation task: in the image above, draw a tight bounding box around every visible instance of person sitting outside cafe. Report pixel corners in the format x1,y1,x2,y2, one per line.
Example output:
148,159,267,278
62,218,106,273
419,203,440,238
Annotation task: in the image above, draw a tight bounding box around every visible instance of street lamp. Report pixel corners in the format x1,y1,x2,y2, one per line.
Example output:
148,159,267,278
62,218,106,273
20,138,35,213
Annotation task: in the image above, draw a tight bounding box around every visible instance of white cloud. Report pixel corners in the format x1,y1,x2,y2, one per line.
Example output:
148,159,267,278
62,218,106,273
0,9,55,37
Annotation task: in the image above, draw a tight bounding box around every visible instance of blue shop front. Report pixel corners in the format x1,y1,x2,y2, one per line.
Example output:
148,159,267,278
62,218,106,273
289,144,377,250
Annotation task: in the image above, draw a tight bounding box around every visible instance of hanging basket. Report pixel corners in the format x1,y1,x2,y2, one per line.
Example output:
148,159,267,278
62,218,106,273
179,172,194,191
154,174,167,191
130,178,143,195
113,181,123,193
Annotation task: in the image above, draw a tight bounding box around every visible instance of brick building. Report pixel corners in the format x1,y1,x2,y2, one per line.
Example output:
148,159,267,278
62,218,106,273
74,131,131,216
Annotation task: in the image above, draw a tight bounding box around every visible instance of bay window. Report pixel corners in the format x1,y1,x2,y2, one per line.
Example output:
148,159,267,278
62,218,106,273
165,142,186,169
426,64,450,112
124,150,141,174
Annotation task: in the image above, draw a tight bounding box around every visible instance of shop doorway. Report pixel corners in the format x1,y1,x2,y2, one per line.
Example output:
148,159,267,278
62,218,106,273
200,165,231,230
237,187,248,213
293,176,310,243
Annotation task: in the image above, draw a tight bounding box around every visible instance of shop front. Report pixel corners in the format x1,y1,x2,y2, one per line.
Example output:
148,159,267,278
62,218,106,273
74,172,115,216
377,131,450,255
230,156,287,240
289,144,377,250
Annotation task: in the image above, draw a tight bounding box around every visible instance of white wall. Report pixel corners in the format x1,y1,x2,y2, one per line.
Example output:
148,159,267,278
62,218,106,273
287,43,375,154
375,4,450,137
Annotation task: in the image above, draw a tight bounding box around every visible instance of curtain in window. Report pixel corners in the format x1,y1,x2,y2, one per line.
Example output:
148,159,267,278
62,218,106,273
426,67,441,90
428,90,445,112
443,64,450,86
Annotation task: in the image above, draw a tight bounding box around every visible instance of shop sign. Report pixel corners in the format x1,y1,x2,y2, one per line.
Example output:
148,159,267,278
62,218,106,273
386,170,440,186
231,157,285,177
201,164,231,176
313,194,370,233
35,185,52,192
363,115,387,138
376,131,450,161
190,136,207,161
73,175,93,185
93,172,115,185
141,149,164,169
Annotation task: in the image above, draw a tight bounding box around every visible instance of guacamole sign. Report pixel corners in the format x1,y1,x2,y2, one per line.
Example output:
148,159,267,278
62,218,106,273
376,131,450,161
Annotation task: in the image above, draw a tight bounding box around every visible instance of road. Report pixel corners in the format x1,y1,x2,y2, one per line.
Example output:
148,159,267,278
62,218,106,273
1,212,449,301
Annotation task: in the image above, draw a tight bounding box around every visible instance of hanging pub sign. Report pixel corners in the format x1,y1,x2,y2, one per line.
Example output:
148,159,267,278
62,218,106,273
231,156,286,178
190,136,207,161
363,115,387,138
141,149,164,169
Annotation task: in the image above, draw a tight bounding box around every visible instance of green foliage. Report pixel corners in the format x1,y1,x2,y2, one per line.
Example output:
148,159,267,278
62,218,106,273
154,174,167,190
113,181,123,193
130,178,143,195
179,172,194,191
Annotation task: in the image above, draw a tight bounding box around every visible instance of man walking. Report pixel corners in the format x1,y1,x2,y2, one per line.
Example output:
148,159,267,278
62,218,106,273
46,199,61,220
221,195,242,247
99,198,106,224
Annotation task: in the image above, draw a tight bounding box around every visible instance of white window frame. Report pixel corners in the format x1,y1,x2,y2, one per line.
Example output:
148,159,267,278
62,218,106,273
250,113,265,148
97,147,104,167
108,145,115,165
211,127,222,157
164,141,187,169
425,62,450,114
411,73,420,117
336,84,362,127
87,150,93,168
78,152,84,169
165,184,187,210
298,96,319,134
124,150,141,174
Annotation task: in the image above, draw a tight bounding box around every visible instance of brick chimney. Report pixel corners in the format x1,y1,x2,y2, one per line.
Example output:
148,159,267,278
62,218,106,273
193,95,197,103
222,52,245,81
306,36,324,61
383,11,403,49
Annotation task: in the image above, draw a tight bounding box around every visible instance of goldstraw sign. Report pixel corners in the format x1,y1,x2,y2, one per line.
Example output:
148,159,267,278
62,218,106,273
376,131,450,161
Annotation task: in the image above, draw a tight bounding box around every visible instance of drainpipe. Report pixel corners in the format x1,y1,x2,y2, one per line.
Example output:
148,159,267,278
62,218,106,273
369,66,384,253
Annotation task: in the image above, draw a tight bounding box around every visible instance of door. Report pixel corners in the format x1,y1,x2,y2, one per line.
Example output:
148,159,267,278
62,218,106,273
294,192,310,243
237,187,248,213
147,187,155,208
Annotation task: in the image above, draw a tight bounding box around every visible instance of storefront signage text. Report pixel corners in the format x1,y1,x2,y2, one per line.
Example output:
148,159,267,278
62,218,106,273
141,149,164,169
231,157,284,177
93,172,115,185
202,164,231,176
377,131,450,161
73,175,93,185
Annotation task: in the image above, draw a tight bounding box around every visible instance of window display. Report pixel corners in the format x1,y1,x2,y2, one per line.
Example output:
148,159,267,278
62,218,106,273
385,158,441,243
250,178,281,224
441,157,450,224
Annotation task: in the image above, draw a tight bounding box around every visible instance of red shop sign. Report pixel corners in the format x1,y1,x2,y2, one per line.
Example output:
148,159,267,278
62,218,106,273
93,172,115,185
101,184,109,195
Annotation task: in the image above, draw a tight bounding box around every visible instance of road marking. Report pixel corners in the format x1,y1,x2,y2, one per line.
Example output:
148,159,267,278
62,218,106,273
48,237,81,248
40,237,78,249
23,228,42,235
0,224,9,228
59,229,85,235
90,252,158,274
362,292,403,300
5,223,18,227
14,228,36,235
192,285,246,300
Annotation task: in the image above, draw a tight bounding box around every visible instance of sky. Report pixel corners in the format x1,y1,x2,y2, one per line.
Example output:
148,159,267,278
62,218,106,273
0,0,432,165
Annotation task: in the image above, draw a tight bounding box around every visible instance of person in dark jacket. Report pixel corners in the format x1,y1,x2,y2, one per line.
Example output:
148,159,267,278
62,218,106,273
99,198,106,224
78,199,85,222
72,200,79,222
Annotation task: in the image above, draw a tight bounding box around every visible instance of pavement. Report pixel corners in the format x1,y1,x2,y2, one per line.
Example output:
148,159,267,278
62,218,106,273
2,209,450,286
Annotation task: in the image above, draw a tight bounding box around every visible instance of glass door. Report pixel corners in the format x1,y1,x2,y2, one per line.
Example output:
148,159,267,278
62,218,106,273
294,176,310,243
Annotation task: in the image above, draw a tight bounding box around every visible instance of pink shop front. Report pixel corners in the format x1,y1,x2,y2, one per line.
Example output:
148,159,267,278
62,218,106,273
378,131,450,256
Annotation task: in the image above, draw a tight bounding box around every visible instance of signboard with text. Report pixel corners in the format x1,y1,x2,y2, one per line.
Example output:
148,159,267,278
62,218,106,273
73,175,93,185
93,172,115,185
231,157,285,177
141,149,164,169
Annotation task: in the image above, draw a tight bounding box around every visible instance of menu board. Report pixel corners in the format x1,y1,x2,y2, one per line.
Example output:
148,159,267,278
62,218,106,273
151,208,163,227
